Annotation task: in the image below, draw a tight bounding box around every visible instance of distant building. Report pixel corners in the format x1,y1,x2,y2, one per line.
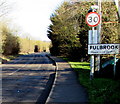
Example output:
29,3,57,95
34,45,39,52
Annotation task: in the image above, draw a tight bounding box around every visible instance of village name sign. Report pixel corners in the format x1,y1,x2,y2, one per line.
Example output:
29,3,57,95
88,44,120,54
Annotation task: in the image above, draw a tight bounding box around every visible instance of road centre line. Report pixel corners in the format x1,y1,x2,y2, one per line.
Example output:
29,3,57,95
8,64,28,76
8,54,35,76
6,54,51,76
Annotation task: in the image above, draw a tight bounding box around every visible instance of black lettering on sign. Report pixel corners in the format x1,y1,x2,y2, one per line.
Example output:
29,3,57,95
115,45,119,49
88,17,92,23
107,45,110,50
100,46,103,49
93,17,98,23
111,45,114,49
88,16,98,23
90,46,92,49
97,46,99,50
103,45,106,49
93,46,96,50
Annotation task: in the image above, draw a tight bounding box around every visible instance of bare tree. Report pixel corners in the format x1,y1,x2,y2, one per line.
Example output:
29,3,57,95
0,0,11,18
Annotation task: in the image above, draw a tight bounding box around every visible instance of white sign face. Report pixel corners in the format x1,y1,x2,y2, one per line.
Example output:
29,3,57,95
86,12,100,27
88,30,98,44
88,44,120,54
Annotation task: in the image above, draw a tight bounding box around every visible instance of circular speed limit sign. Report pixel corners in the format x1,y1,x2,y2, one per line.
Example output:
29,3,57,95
86,12,100,27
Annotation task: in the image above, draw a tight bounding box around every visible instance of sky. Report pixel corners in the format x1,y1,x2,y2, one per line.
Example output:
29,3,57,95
8,0,67,41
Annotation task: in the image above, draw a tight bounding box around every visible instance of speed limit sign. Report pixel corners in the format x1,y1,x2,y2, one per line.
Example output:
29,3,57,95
86,12,100,27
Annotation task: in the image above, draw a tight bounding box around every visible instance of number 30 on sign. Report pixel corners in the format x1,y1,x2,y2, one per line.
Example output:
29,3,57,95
86,12,100,27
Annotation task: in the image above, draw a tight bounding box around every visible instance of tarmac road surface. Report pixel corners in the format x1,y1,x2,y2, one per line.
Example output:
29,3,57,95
1,52,55,104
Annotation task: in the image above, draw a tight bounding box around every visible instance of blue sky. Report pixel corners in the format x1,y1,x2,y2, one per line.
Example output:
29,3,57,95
9,0,67,41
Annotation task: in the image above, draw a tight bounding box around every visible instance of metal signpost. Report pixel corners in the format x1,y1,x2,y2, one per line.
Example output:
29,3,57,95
88,30,98,44
88,30,98,79
88,44,120,77
86,10,100,79
86,1,120,79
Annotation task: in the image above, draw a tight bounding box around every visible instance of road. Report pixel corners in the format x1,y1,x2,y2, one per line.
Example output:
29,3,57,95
2,52,55,104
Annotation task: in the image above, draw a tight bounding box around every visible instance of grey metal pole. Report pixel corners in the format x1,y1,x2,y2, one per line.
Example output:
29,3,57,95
96,0,101,72
98,0,101,43
90,26,95,80
114,0,120,20
114,54,117,78
90,55,94,79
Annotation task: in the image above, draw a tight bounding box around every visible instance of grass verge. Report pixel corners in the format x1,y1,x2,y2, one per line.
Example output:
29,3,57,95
0,54,25,64
69,61,120,104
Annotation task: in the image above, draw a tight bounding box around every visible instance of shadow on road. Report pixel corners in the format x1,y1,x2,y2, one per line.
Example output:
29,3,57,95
36,73,56,104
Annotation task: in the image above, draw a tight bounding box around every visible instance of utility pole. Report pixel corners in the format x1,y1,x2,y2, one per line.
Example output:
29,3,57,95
95,0,101,73
113,0,119,78
114,0,120,21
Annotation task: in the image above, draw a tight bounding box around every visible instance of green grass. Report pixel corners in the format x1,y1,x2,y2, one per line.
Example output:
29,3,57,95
69,61,120,104
69,62,90,70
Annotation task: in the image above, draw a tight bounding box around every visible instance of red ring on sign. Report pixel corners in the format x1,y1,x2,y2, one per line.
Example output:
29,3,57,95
86,12,100,27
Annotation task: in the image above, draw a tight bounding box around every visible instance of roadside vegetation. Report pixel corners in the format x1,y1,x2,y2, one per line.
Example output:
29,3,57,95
0,21,50,63
0,0,120,102
48,1,119,61
48,1,120,102
69,61,120,103
19,38,50,54
0,0,50,63
1,22,20,55
0,1,50,63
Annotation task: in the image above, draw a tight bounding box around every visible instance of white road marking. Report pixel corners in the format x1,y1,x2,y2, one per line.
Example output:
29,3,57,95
8,64,27,76
8,54,35,76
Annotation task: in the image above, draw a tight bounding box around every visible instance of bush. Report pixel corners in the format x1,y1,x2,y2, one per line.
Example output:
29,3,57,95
1,23,20,55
